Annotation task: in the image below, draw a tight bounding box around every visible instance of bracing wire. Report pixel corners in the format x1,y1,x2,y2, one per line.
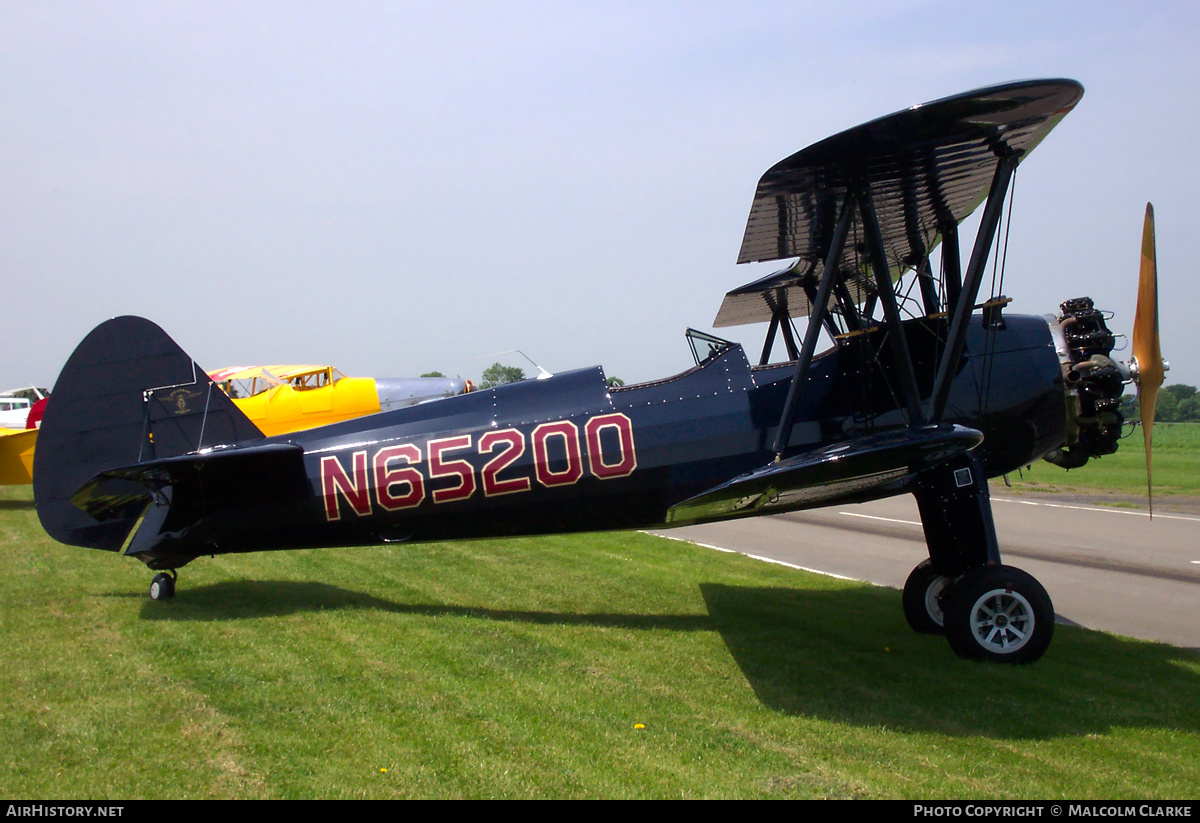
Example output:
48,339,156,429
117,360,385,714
978,167,1019,413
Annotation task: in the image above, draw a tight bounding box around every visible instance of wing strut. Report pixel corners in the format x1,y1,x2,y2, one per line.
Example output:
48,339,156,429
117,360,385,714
758,290,800,365
928,155,1019,421
916,258,940,317
859,191,926,426
771,194,854,458
941,222,962,311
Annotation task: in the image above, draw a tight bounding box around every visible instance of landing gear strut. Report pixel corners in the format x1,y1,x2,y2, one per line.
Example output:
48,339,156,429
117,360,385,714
912,452,1055,663
149,570,177,601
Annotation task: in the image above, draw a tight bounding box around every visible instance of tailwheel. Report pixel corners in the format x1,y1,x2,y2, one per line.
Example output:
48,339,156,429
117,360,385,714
944,565,1053,664
149,571,177,601
902,559,952,635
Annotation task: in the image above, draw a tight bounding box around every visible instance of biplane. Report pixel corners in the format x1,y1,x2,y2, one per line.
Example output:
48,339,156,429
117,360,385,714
33,79,1166,664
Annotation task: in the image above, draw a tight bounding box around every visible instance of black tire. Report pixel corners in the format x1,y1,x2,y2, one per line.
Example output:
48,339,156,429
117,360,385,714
902,559,951,635
944,565,1053,664
149,572,175,601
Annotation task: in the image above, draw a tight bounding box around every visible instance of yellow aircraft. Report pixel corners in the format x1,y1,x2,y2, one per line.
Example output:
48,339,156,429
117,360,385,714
0,429,37,485
0,388,49,485
0,368,471,485
207,365,473,438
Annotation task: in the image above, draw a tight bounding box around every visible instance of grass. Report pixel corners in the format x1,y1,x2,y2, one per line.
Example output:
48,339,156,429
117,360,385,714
1002,422,1200,498
2,484,1198,799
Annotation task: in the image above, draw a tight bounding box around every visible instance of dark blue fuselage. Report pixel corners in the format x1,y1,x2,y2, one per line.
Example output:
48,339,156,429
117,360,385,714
198,313,1066,556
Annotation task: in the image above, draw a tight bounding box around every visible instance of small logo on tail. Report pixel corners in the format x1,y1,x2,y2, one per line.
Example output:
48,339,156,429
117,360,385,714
167,388,201,415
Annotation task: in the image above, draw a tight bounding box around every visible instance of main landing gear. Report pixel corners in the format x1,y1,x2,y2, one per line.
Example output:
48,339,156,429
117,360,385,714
943,565,1053,663
149,570,177,601
902,560,1054,664
909,453,1055,664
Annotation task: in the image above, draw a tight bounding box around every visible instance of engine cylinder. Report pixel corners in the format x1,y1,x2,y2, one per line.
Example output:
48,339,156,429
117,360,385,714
1043,297,1125,468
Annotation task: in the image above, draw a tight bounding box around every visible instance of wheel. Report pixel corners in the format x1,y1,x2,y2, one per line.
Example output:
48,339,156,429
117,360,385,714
149,572,176,601
944,565,1053,664
902,559,951,635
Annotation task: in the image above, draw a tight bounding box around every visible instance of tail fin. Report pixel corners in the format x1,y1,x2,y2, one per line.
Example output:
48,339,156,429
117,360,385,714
34,316,265,551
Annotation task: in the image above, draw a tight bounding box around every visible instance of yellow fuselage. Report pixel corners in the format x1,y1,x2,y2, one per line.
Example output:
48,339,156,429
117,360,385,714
228,376,382,438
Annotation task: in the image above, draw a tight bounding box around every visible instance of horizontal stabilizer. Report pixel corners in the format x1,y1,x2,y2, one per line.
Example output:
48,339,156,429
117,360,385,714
71,442,305,520
665,425,982,525
71,441,308,560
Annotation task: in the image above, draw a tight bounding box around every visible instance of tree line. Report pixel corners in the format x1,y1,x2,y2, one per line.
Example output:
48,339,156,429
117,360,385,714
1123,384,1200,422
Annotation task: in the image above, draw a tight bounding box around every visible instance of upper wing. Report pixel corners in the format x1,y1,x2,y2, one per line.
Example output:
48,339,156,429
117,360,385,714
717,79,1083,327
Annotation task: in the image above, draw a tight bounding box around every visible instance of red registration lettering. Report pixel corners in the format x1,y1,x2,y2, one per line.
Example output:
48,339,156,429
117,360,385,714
374,444,425,511
585,413,637,479
319,412,639,522
428,435,477,504
321,451,371,521
532,421,583,487
479,429,530,497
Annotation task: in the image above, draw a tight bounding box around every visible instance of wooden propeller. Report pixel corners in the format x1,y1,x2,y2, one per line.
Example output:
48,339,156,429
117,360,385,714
1132,203,1165,516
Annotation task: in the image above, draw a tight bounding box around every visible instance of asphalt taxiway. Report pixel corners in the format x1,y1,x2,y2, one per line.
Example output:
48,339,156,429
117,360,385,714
655,493,1200,651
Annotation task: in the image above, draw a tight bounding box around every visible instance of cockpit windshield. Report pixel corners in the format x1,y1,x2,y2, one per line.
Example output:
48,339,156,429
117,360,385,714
209,366,348,399
685,328,736,367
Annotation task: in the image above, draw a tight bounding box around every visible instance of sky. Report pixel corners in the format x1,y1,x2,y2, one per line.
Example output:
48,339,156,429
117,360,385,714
1,1,1196,392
